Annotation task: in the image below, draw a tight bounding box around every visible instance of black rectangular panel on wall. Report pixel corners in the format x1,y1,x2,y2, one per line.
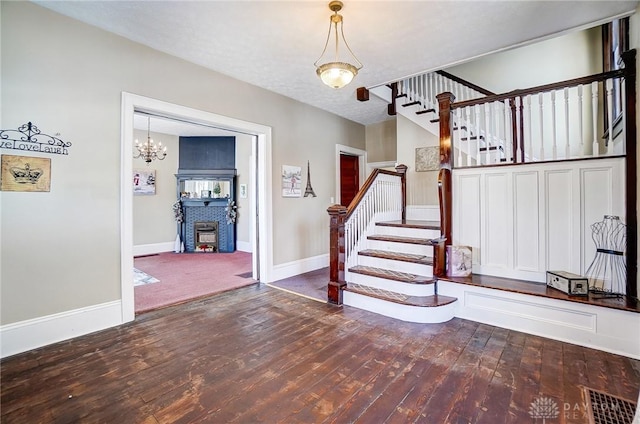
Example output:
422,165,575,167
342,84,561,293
179,137,236,170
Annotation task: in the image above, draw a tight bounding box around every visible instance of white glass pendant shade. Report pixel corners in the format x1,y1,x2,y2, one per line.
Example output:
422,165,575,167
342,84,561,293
316,62,358,89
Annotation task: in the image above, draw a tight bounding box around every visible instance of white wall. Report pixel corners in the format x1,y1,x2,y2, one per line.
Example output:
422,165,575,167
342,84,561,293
0,2,364,328
132,130,179,248
631,5,640,298
235,133,252,252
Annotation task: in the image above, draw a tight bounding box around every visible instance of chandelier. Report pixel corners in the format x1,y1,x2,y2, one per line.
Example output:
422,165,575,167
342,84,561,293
134,116,167,164
314,1,363,89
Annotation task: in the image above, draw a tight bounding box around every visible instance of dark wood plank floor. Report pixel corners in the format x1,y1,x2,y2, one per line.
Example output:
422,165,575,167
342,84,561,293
2,284,639,423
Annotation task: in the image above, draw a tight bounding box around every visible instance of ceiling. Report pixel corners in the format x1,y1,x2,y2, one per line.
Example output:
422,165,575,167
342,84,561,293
36,0,637,131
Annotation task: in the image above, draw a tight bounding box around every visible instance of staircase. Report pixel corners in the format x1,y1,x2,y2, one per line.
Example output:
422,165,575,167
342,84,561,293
342,219,457,323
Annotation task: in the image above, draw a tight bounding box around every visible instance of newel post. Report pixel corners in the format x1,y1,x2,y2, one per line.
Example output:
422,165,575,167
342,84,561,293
395,163,408,221
327,204,347,304
622,49,637,300
436,92,455,278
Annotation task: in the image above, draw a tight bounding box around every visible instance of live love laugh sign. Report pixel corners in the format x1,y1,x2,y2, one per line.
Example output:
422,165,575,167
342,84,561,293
0,122,72,156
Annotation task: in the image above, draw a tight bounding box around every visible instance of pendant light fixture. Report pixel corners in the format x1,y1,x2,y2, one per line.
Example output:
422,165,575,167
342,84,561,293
134,116,167,164
314,1,363,89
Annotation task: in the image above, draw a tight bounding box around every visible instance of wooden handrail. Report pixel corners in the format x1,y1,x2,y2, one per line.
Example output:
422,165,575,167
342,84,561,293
344,167,406,220
450,68,626,110
436,70,496,96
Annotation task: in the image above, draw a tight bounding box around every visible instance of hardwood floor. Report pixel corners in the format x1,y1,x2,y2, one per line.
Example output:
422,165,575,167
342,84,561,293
2,284,639,423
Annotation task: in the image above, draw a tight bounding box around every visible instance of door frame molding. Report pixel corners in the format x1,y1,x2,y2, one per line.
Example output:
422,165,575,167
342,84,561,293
121,93,273,323
335,144,367,205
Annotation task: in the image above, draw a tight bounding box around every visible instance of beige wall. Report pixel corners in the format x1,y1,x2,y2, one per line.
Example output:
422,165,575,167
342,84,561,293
132,130,180,246
1,2,364,324
446,26,603,93
365,119,397,164
235,134,252,251
396,115,440,206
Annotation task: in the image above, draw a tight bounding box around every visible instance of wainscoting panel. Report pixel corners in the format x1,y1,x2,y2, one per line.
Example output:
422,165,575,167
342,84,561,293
483,173,510,269
453,158,625,282
513,171,539,272
545,169,574,273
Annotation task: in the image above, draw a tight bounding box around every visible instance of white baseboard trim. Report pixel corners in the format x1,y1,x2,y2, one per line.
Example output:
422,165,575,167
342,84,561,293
0,300,123,359
406,205,440,221
438,280,640,359
133,242,174,256
269,254,328,283
236,240,252,253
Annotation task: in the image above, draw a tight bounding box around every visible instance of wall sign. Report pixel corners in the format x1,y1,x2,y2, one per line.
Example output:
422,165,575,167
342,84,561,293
1,154,51,192
0,122,72,156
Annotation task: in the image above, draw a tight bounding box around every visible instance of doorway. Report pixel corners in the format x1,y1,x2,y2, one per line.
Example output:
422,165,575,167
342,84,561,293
334,144,367,207
121,93,273,323
340,154,359,207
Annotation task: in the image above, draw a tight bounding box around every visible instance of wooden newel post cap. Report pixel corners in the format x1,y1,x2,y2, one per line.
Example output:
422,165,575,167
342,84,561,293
395,164,408,174
327,205,347,215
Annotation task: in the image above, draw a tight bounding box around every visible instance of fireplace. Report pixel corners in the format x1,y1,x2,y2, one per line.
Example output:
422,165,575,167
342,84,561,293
194,221,219,253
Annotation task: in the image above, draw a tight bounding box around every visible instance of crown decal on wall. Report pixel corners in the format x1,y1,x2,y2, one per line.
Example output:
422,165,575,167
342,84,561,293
0,122,72,156
10,163,43,184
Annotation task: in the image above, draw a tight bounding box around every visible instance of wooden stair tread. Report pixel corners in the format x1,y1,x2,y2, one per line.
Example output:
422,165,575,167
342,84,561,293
349,265,435,284
345,283,456,307
359,249,433,265
368,234,435,245
376,220,440,230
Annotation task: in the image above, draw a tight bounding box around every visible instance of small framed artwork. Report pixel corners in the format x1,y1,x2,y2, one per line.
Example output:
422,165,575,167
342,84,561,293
133,169,156,195
1,154,51,192
447,245,472,277
282,165,301,197
239,184,247,199
415,146,439,172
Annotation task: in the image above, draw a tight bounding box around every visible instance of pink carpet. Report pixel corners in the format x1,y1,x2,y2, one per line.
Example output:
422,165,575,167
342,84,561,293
134,251,255,313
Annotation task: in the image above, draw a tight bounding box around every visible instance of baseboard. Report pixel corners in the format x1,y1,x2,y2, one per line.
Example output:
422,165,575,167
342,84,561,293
0,300,123,359
438,280,640,359
269,254,328,283
236,240,252,253
133,242,175,256
406,205,440,221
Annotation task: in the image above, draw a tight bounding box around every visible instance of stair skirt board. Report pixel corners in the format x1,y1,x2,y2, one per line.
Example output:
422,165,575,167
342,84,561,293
343,290,456,324
348,272,436,297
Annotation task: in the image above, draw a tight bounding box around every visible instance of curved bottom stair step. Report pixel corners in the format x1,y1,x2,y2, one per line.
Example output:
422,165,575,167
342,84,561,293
343,284,457,324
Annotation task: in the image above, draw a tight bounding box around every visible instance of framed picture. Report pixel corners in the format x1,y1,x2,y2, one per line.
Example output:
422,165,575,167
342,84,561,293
133,169,156,195
415,146,439,172
239,183,247,199
282,165,301,197
1,154,51,192
447,245,472,277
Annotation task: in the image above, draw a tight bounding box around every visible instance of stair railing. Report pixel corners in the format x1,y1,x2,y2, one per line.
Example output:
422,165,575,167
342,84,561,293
447,53,636,167
327,164,407,304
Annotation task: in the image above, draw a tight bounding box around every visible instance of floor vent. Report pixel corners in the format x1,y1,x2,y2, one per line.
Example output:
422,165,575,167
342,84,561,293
585,387,637,424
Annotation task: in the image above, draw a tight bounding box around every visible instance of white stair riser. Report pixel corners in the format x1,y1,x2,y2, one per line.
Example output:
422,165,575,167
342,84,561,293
374,225,440,239
367,239,433,256
349,272,435,297
357,255,433,276
343,291,456,324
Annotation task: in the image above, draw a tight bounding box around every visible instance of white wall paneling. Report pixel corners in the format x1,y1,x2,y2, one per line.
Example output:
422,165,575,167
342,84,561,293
453,158,625,282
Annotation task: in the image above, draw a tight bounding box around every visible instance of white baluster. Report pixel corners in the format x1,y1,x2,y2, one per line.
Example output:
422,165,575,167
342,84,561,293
456,109,463,166
591,81,599,156
493,102,500,163
551,91,557,160
564,87,570,159
475,104,481,165
606,78,613,155
429,73,435,107
578,85,584,155
514,97,522,163
526,95,533,161
538,93,545,160
484,103,491,165
504,99,511,163
466,106,472,166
